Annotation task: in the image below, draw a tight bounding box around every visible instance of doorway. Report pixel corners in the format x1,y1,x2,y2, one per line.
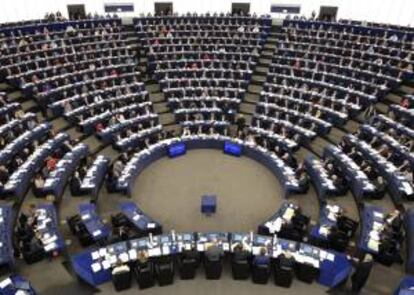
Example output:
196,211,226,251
318,6,338,22
232,3,250,15
67,4,86,20
154,2,173,16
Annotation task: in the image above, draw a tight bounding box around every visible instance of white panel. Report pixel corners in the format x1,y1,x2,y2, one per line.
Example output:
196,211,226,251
0,0,413,26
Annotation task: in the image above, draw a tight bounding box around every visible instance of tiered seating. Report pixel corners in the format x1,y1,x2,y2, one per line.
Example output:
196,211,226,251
2,91,82,203
78,155,111,200
0,204,14,268
322,145,376,201
258,202,310,242
248,18,414,151
0,101,88,200
111,202,162,238
309,204,358,252
41,143,89,199
0,19,164,151
304,154,342,201
135,14,270,134
358,204,403,266
17,203,65,264
71,229,352,289
114,135,306,197
344,130,413,203
283,20,413,80
68,203,110,247
0,275,37,294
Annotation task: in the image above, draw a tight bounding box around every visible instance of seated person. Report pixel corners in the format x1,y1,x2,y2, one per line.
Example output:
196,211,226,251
70,171,83,196
233,244,250,262
253,248,270,266
33,174,45,198
205,241,223,262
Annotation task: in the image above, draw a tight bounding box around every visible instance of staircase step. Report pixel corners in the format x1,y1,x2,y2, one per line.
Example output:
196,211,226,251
323,127,346,145
7,90,23,101
159,113,175,125
341,119,361,134
248,84,262,94
21,100,38,112
81,136,103,152
0,83,11,91
146,84,160,93
50,117,69,131
150,92,165,103
294,147,315,162
98,145,120,161
64,126,84,140
308,137,330,157
264,43,276,50
244,93,260,103
385,93,402,104
239,103,256,114
400,85,414,94
267,38,278,44
153,102,169,113
255,66,268,75
375,102,388,114
258,58,272,65
251,75,266,85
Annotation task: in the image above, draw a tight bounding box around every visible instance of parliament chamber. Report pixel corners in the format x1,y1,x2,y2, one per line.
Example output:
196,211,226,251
0,1,414,294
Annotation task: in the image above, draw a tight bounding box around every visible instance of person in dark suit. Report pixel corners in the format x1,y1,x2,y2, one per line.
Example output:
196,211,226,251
233,244,250,262
235,114,246,136
278,251,295,269
70,171,83,196
253,247,270,266
205,242,223,261
351,254,373,293
385,210,402,232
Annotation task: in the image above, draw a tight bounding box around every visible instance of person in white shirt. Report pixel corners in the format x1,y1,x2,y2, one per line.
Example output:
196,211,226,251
182,126,191,137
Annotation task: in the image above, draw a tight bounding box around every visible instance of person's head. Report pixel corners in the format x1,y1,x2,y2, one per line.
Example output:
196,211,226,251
28,203,36,213
364,253,373,263
260,247,267,256
284,250,292,258
234,243,243,252
138,250,148,262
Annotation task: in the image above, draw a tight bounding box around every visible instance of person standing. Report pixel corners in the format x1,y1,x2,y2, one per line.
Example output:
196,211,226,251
351,254,374,293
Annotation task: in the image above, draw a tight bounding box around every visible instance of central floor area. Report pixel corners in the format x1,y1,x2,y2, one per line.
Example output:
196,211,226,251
129,149,283,232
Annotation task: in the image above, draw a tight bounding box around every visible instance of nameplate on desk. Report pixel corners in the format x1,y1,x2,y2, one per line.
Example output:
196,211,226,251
168,142,186,158
223,141,242,156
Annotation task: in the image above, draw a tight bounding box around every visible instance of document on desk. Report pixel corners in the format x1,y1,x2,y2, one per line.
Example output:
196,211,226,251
373,212,384,219
81,214,91,220
162,245,170,255
197,243,205,252
319,250,327,260
222,243,230,252
0,278,12,288
92,230,102,237
326,253,335,262
91,262,102,273
91,251,100,260
128,249,137,260
44,242,57,252
132,214,141,221
99,248,107,257
252,247,261,256
102,260,111,269
148,247,161,257
402,182,413,195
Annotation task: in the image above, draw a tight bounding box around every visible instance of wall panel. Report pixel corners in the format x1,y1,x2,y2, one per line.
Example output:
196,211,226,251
0,0,413,26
